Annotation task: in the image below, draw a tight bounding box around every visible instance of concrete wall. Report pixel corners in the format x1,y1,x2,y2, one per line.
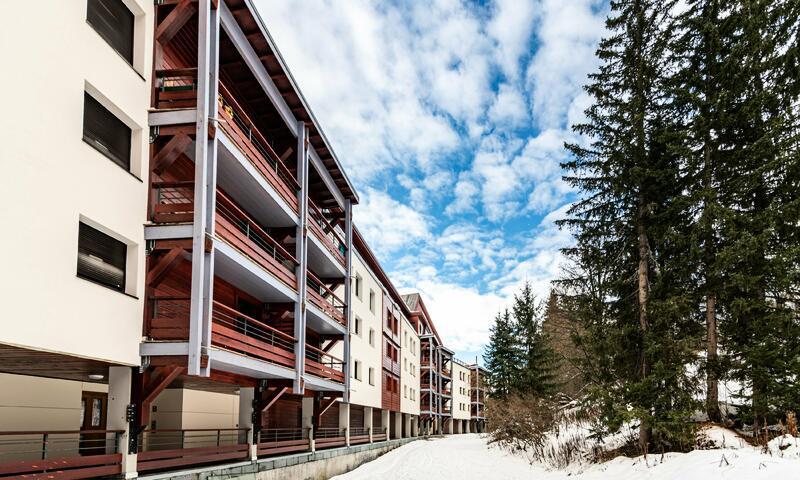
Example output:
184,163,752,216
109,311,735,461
400,318,420,416
452,362,471,421
150,389,240,430
0,0,153,366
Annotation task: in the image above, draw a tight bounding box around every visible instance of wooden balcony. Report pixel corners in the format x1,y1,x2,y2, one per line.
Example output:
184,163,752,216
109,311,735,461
349,427,370,445
215,190,298,290
306,271,346,326
153,68,300,212
304,344,345,384
217,82,300,212
308,200,346,268
137,429,249,473
149,183,298,291
147,298,296,371
0,430,123,479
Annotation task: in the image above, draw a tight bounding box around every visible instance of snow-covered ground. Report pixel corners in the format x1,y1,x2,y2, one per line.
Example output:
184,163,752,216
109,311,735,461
332,432,800,480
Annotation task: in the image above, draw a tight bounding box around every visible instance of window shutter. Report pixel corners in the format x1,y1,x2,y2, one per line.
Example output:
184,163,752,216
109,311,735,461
78,222,126,291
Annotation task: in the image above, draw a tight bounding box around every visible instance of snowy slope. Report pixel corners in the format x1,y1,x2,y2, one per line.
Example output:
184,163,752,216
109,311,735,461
331,432,800,480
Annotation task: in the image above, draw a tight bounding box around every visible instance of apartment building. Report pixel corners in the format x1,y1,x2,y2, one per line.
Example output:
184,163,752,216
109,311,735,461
0,1,480,478
452,359,472,434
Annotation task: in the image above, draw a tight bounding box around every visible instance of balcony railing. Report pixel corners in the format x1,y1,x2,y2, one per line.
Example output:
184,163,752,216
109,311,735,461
256,428,310,457
0,430,123,479
217,82,299,212
350,427,370,445
306,271,346,325
154,68,197,110
150,180,194,223
149,182,299,291
308,200,346,267
215,190,298,289
211,301,296,369
137,428,249,473
313,428,346,449
304,344,345,383
146,297,296,369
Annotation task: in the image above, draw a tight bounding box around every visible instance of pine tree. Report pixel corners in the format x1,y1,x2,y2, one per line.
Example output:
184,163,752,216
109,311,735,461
668,0,734,423
541,292,586,399
511,283,558,397
483,309,519,399
561,0,700,451
712,0,800,432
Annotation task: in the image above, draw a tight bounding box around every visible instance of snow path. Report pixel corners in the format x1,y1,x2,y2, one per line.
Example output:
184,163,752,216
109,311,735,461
331,433,800,480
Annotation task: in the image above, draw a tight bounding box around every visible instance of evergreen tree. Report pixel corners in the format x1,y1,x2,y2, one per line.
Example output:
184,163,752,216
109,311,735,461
561,0,700,451
512,283,558,397
712,0,800,432
483,309,519,398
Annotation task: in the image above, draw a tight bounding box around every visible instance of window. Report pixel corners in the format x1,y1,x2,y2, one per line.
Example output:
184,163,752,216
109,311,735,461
369,367,375,385
404,358,407,371
78,222,127,292
355,274,362,299
353,316,362,336
87,0,134,65
404,332,408,347
353,360,362,381
369,328,375,347
83,92,131,170
404,385,408,398
369,289,376,312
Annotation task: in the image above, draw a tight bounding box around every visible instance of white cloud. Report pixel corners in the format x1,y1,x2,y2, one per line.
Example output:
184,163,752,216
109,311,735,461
526,0,606,129
400,281,507,353
488,0,539,80
354,188,430,256
488,83,529,127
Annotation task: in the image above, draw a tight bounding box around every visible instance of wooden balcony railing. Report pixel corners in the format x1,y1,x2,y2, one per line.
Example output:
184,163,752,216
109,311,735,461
307,200,346,267
137,428,249,473
350,427,370,445
313,428,346,449
154,68,197,110
441,367,451,378
372,428,388,442
211,301,296,369
217,82,299,212
150,180,194,223
146,297,296,369
304,344,345,383
306,271,346,325
0,430,123,479
256,428,310,457
149,183,299,290
215,190,298,289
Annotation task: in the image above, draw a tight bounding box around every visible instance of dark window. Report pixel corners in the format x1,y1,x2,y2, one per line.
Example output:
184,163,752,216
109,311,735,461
87,0,134,64
78,222,127,292
83,93,131,170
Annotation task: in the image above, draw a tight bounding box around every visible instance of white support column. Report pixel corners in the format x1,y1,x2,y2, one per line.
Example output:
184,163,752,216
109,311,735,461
188,0,220,377
108,367,136,478
339,402,350,446
381,409,390,439
302,397,315,452
239,387,257,460
466,419,471,434
343,199,353,402
392,412,402,440
364,407,373,443
294,122,309,394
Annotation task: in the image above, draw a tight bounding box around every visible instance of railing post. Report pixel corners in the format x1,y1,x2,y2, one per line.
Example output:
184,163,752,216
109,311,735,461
41,433,47,460
216,429,221,447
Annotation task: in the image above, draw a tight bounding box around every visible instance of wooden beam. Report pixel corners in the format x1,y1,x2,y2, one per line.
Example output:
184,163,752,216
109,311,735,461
155,0,198,44
279,147,294,162
317,397,338,418
258,386,289,413
146,247,185,288
152,133,193,175
143,366,184,405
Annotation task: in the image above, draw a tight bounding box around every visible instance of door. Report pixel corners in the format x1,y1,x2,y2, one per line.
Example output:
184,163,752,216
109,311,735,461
80,392,108,455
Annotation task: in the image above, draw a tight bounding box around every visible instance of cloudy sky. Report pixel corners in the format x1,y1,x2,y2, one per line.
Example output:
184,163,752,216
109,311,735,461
254,0,608,364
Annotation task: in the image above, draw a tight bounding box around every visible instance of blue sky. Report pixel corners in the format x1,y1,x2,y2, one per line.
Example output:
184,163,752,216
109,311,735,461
254,0,609,364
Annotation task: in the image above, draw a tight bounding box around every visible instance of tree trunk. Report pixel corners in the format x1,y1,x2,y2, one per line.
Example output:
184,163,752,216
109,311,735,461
637,198,652,451
705,294,721,422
